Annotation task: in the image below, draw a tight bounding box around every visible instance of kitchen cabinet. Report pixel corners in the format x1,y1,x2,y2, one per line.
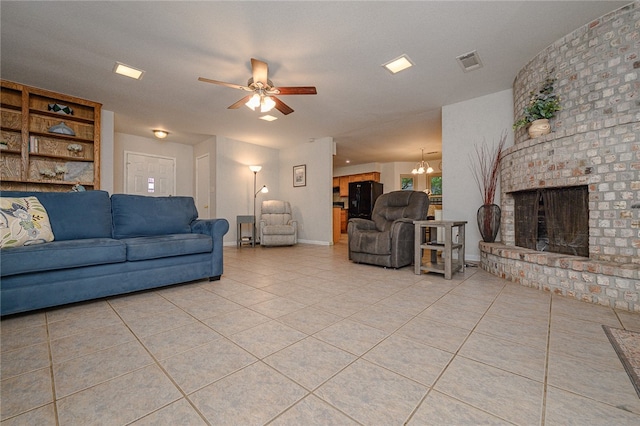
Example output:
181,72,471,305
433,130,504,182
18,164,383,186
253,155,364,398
335,172,380,197
333,207,341,243
341,209,347,233
339,176,349,196
1,80,101,191
360,172,380,182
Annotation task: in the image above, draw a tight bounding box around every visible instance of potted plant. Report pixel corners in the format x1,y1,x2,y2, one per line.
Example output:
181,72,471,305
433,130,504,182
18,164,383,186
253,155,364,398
469,131,507,243
513,75,561,138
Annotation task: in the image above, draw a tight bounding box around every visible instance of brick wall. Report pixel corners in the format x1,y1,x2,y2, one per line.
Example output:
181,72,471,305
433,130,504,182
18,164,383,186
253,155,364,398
481,2,640,311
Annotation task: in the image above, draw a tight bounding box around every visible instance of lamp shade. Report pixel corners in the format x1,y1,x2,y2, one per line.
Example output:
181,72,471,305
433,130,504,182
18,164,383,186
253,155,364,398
249,165,262,173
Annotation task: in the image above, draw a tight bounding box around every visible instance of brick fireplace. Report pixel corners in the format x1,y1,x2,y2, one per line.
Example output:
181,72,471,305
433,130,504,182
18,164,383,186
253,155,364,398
480,2,640,312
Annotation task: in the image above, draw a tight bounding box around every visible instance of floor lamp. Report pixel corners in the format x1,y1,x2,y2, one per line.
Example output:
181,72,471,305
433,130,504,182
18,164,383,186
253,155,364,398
249,165,268,246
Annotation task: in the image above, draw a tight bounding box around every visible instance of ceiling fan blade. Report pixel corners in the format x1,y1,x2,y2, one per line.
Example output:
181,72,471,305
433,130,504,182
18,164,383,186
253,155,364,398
198,77,251,91
276,86,317,95
273,97,294,115
251,58,269,86
228,95,252,109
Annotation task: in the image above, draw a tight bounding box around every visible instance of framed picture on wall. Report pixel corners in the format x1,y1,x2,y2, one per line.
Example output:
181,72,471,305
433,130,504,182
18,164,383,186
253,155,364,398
400,175,414,190
293,164,306,187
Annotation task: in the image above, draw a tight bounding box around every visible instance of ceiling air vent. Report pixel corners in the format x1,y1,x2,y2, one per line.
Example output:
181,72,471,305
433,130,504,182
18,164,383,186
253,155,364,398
456,50,483,73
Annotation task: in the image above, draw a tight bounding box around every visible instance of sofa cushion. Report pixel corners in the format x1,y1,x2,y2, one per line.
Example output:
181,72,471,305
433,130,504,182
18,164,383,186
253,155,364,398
262,225,296,236
111,195,198,239
122,234,212,261
0,190,113,240
349,229,392,255
0,238,126,277
0,196,55,248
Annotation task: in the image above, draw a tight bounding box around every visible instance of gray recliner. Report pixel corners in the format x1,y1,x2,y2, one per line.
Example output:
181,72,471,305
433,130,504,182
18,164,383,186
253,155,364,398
259,200,297,246
348,191,429,268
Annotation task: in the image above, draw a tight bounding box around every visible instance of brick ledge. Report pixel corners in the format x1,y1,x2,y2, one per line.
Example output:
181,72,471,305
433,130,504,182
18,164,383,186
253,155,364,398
479,242,640,280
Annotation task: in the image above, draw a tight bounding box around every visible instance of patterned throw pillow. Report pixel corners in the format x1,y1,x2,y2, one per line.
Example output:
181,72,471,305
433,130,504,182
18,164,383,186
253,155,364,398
0,197,54,248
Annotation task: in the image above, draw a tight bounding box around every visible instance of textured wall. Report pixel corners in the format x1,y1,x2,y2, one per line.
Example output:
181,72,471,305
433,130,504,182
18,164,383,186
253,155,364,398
503,1,639,264
482,2,640,311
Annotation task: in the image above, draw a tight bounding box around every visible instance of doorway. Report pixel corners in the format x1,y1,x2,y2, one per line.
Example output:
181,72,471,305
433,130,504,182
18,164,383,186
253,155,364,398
195,154,211,219
124,151,176,196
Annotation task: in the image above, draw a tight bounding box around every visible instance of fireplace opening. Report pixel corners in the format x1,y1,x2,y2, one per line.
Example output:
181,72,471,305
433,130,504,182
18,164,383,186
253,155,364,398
513,186,589,257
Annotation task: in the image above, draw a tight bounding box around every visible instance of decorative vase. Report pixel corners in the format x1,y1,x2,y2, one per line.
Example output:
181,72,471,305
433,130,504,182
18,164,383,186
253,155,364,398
528,118,551,138
477,203,501,243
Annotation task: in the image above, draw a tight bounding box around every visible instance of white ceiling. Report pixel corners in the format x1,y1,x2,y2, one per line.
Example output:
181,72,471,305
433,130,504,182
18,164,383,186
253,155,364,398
0,1,627,167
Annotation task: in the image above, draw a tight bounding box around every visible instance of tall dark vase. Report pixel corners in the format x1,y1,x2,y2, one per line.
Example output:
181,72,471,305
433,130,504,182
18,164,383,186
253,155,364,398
477,204,501,243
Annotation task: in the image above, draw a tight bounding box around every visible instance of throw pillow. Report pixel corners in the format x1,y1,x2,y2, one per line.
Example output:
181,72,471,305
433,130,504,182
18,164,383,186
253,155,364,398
0,196,54,248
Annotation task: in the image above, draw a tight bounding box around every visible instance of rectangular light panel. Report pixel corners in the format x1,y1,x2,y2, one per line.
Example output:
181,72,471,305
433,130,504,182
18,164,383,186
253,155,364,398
113,62,145,80
382,55,414,74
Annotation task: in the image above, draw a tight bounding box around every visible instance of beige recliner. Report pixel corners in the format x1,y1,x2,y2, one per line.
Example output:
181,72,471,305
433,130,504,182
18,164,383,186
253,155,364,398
259,200,297,246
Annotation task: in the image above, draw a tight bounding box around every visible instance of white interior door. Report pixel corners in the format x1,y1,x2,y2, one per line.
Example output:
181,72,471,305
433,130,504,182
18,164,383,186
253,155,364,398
125,151,176,196
195,154,210,219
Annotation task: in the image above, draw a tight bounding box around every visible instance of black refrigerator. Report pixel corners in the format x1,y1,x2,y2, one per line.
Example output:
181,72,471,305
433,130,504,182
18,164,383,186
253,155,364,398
348,181,383,220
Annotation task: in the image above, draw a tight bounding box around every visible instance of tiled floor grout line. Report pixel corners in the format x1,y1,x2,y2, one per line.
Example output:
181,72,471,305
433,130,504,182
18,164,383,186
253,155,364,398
402,274,517,425
104,298,213,425
4,244,639,424
540,290,554,426
43,311,61,426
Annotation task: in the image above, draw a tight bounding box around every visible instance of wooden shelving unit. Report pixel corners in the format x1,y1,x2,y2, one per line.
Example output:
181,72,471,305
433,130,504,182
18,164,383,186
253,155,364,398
0,80,101,192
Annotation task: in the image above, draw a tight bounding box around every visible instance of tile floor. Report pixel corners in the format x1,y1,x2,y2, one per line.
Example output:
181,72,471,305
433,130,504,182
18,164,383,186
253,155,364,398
2,238,640,425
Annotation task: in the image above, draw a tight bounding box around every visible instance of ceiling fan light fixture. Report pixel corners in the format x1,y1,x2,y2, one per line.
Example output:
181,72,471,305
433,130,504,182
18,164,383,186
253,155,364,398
259,115,277,122
261,96,276,113
246,94,261,110
382,54,414,74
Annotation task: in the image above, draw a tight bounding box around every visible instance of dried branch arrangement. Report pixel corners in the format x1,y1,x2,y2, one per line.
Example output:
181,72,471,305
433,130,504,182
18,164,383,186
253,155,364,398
469,131,508,205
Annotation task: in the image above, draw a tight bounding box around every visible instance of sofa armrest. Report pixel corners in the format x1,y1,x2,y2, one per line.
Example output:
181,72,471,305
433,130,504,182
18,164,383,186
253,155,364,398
191,218,229,239
391,218,414,235
190,218,229,280
347,218,376,231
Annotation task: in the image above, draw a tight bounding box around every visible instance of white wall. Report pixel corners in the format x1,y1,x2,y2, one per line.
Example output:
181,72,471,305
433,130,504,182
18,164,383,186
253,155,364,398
99,109,114,194
215,135,334,246
442,88,514,262
279,136,334,244
113,133,194,195
215,137,280,245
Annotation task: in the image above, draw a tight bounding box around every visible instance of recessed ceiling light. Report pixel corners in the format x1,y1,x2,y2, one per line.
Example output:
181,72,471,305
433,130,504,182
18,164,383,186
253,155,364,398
113,62,145,80
382,54,414,74
259,115,277,122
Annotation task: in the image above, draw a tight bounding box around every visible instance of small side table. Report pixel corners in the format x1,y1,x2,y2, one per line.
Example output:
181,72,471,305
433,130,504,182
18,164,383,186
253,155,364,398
237,215,256,248
414,220,466,279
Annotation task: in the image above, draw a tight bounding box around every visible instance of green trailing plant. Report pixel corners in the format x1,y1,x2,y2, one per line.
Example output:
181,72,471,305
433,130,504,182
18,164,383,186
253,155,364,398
513,76,561,130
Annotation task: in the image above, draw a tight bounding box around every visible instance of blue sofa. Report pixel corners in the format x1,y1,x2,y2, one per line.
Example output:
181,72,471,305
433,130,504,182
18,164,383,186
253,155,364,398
0,190,229,316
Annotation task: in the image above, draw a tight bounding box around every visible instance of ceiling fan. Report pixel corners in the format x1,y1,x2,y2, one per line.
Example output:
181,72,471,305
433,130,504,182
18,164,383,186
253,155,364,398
198,58,317,115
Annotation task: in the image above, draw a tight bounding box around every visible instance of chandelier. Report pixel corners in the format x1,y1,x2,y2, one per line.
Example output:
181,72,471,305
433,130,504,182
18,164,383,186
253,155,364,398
411,148,434,174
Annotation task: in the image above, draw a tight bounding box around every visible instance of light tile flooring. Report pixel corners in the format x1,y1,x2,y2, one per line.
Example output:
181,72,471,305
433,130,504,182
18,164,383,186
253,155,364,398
2,238,640,425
